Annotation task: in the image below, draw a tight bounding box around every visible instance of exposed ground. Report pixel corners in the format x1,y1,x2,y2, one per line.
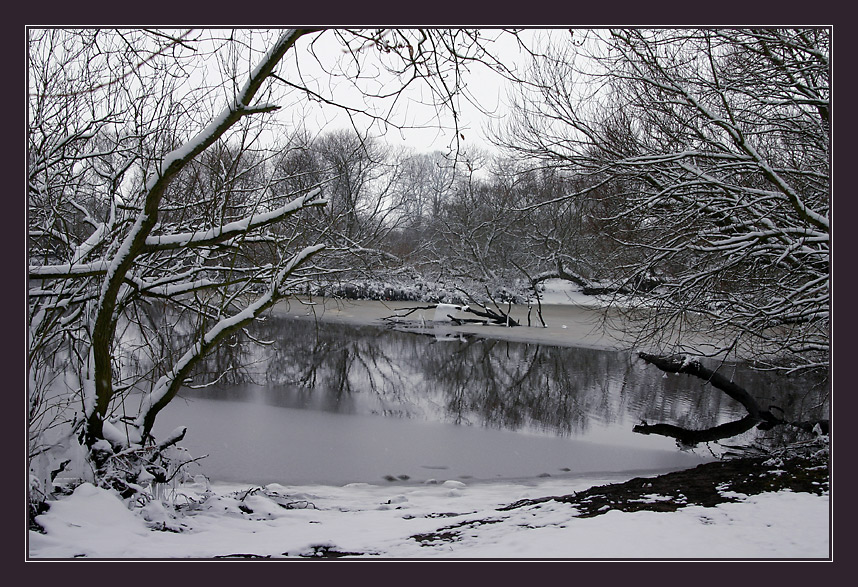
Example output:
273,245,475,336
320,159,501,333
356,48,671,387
409,450,830,547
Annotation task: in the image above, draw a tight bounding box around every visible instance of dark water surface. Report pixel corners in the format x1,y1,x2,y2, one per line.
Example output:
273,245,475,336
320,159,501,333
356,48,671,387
152,316,828,486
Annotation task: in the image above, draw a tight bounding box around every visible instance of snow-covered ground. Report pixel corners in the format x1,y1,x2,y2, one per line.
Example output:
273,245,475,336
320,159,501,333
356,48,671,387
28,281,830,559
29,473,829,559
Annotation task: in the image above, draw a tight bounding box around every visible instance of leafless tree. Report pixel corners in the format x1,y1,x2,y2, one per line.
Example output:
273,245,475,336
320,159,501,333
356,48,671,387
394,151,458,229
496,28,830,375
311,129,403,246
28,28,508,497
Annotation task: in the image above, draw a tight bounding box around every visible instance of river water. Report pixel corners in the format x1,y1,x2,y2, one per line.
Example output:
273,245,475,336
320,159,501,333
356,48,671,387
151,312,828,486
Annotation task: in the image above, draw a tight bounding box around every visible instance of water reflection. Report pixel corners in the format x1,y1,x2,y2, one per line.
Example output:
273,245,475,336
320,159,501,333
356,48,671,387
148,314,830,484
180,315,828,443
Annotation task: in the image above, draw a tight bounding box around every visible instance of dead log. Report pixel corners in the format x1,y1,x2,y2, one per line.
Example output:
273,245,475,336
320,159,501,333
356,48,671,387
448,316,489,325
635,352,829,445
638,352,775,423
462,304,519,326
633,415,760,446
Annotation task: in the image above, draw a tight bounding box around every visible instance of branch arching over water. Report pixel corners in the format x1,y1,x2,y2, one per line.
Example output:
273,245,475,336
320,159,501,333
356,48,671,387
635,352,828,446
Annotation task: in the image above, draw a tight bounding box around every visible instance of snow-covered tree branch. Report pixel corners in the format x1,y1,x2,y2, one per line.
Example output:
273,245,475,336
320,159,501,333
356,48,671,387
495,28,829,374
28,27,521,501
28,29,331,498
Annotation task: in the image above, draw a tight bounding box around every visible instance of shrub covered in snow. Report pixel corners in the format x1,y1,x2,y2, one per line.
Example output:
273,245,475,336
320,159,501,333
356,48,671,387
311,272,531,305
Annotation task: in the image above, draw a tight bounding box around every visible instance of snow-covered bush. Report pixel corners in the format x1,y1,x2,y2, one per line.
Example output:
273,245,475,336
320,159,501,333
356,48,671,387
312,274,531,305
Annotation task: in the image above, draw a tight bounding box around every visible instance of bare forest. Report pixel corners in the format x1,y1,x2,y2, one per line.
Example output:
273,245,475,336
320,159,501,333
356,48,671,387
28,28,829,535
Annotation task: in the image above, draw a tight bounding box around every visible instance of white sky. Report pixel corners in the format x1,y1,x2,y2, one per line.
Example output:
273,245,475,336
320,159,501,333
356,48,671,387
277,29,555,155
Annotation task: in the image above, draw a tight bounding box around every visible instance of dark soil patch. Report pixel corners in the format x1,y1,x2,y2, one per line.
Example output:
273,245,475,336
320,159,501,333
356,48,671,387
411,530,461,546
500,453,829,517
297,544,367,558
409,452,828,547
411,517,505,546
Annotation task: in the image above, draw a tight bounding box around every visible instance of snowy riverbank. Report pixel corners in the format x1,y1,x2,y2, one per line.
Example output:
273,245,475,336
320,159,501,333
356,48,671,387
29,452,829,559
28,283,830,559
273,279,750,359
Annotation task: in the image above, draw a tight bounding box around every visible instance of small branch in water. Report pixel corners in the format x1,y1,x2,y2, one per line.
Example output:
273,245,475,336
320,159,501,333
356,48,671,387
385,305,437,318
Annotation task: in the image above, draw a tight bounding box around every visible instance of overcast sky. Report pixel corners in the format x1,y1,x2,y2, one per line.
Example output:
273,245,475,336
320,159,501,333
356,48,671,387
276,29,553,155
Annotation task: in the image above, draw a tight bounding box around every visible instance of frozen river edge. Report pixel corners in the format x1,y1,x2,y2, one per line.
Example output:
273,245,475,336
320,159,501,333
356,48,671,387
29,294,830,559
273,296,635,351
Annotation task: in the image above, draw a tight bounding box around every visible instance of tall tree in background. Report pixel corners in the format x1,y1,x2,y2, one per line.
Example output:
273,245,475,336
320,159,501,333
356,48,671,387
395,151,458,229
312,129,401,246
498,28,829,374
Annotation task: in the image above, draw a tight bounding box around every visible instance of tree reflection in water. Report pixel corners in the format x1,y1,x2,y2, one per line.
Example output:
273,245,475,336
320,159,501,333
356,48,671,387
177,315,827,450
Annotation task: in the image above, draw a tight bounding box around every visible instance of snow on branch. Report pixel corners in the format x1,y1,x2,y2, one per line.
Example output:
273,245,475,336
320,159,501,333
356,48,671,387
147,30,311,192
29,260,111,279
143,188,327,250
133,242,326,438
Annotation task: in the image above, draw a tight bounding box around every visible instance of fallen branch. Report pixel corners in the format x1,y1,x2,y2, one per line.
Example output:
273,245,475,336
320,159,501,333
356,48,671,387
635,352,829,445
633,415,760,446
512,261,547,328
638,353,773,421
454,287,519,327
462,304,519,327
448,316,489,325
386,305,437,318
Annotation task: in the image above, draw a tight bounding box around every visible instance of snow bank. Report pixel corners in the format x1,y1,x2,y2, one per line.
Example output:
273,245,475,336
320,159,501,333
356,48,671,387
29,484,152,558
433,303,470,322
29,477,829,559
